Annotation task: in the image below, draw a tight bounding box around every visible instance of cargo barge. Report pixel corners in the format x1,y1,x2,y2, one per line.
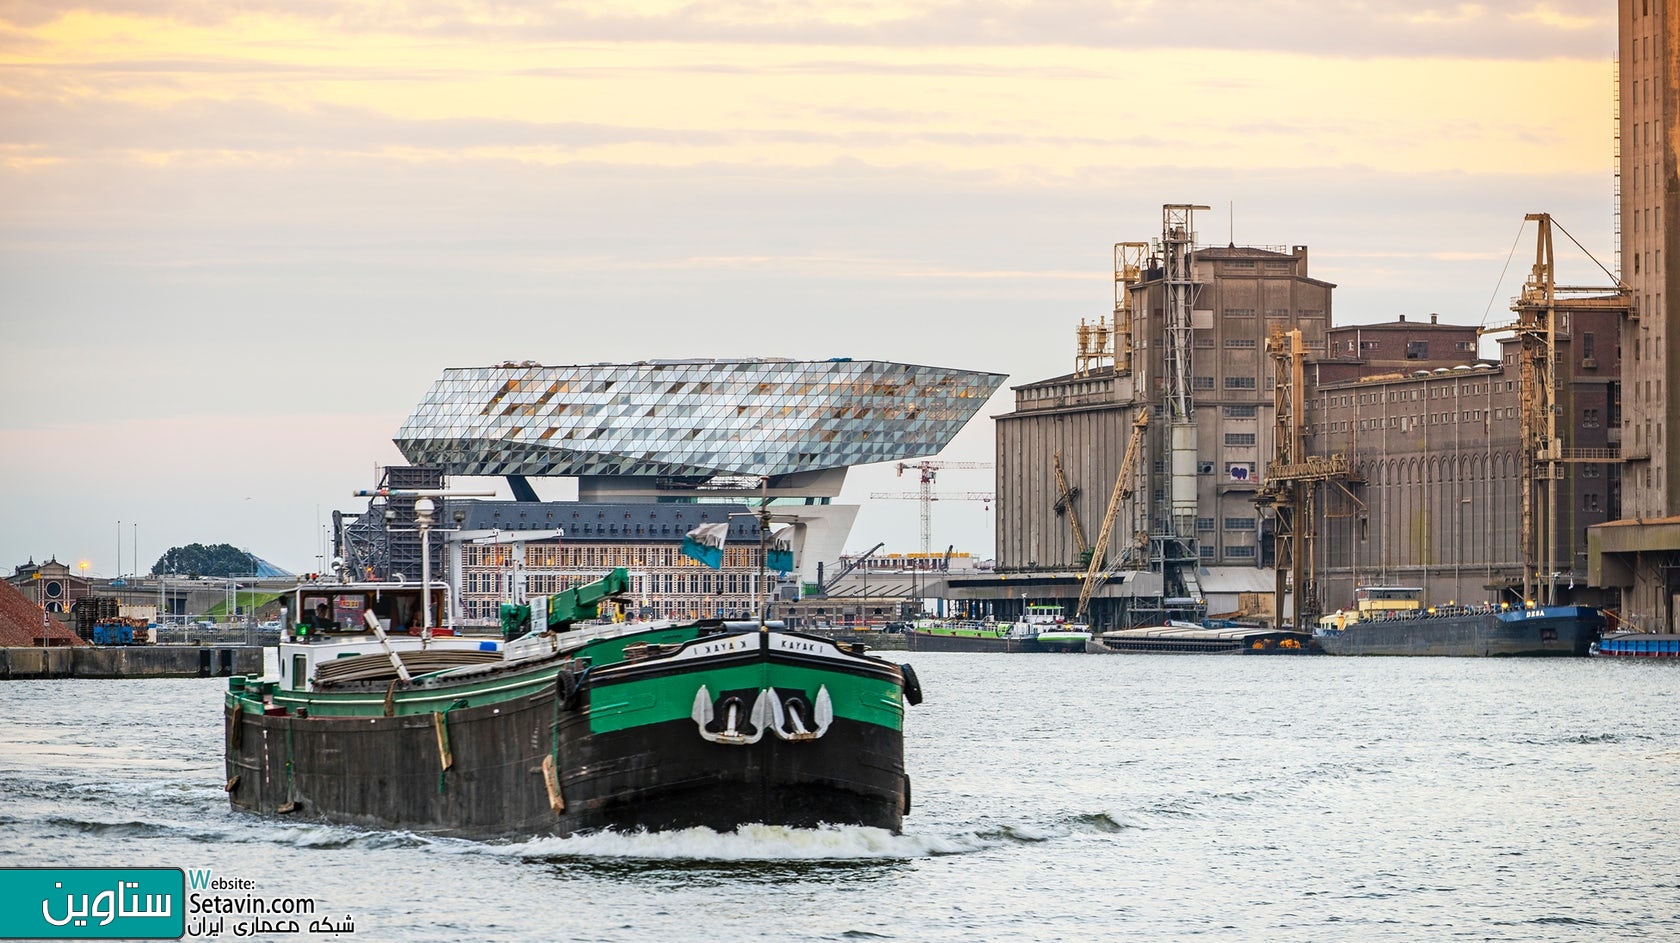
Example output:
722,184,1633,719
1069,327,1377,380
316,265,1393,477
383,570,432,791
224,568,919,839
904,604,1089,653
1087,621,1314,654
1314,587,1601,656
1591,632,1680,658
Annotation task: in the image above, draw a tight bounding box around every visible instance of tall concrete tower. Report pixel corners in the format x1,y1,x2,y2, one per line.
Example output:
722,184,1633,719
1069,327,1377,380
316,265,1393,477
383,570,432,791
1590,2,1680,631
1620,0,1678,517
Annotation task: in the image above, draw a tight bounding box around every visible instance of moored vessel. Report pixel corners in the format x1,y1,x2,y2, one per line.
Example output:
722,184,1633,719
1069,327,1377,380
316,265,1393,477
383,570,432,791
1591,632,1680,658
904,603,1089,653
1314,587,1601,656
1087,620,1313,654
224,568,920,839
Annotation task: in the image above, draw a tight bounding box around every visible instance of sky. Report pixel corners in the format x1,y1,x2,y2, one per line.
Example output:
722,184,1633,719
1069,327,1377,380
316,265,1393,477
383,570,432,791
0,0,1624,576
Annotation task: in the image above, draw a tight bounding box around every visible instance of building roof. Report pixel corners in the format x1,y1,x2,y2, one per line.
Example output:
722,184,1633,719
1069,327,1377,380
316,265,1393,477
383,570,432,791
248,553,294,578
0,580,87,647
1193,244,1298,259
1327,318,1472,332
395,359,1006,480
450,500,764,543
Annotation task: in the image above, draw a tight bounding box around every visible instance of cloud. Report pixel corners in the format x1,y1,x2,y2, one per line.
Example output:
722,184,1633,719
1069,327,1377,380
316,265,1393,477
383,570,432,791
0,152,1613,570
0,0,1622,575
0,96,741,153
0,0,1613,58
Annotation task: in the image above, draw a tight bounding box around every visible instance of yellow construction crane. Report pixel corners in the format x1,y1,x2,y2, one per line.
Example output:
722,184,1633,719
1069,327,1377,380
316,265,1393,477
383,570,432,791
1052,449,1091,567
1076,411,1150,621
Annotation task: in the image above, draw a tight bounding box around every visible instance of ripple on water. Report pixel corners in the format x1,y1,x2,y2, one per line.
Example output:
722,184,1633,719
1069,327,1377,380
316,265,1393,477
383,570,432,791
5,659,1680,943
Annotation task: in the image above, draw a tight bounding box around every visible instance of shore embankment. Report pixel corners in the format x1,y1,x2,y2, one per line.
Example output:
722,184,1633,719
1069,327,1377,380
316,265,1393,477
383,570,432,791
0,645,263,680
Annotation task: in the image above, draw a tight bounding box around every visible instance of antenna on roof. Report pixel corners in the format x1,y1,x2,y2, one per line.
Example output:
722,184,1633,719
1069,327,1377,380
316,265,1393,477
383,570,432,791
1229,201,1235,247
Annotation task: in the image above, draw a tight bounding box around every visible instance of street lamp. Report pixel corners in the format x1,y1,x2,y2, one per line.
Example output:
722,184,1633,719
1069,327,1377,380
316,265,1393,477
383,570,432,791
860,559,868,628
415,497,436,635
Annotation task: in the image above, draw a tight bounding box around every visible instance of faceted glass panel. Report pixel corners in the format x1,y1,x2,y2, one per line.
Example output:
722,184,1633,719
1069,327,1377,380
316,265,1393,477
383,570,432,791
396,359,1006,478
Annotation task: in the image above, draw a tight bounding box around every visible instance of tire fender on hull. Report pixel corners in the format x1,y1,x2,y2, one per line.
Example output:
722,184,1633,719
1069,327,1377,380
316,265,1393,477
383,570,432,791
557,669,583,711
898,663,923,706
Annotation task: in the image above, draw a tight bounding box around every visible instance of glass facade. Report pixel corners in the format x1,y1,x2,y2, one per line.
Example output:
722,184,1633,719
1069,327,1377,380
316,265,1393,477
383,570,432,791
396,359,1006,479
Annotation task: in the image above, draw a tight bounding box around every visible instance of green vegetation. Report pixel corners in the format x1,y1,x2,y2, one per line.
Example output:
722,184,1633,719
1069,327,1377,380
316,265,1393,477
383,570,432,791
152,543,257,578
206,591,281,619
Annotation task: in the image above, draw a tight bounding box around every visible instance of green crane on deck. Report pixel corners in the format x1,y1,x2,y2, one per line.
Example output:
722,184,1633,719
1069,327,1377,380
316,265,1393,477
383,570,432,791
498,567,632,638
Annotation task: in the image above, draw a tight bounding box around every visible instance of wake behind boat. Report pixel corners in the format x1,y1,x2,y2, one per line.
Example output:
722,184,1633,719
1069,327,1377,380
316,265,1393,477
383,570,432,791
224,568,921,839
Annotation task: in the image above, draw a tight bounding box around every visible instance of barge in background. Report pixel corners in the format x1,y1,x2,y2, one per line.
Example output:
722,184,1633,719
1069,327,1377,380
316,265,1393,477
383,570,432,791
1314,586,1601,657
225,568,919,839
1592,632,1680,658
1087,621,1313,654
904,604,1090,653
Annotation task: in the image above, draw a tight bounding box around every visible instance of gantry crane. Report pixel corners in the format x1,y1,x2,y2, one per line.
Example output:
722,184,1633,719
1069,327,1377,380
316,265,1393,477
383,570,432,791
1052,449,1091,567
1256,328,1362,630
1076,411,1150,621
871,460,993,558
1478,212,1628,606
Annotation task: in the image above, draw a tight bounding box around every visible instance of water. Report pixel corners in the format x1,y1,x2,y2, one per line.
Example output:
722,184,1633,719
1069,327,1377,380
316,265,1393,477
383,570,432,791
3,655,1678,942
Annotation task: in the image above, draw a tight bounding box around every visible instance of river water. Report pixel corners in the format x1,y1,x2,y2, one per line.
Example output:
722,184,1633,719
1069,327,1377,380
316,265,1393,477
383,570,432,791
2,654,1677,942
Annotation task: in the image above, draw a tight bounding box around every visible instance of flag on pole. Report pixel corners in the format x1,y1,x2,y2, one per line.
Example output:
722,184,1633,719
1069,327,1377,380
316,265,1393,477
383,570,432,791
682,522,729,569
768,528,794,574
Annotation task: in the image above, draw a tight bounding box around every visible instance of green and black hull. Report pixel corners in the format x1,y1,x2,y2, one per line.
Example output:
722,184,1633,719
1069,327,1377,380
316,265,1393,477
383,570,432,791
904,627,1045,653
225,625,915,839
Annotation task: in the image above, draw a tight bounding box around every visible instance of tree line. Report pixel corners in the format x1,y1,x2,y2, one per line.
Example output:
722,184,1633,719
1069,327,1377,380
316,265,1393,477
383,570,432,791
151,543,257,578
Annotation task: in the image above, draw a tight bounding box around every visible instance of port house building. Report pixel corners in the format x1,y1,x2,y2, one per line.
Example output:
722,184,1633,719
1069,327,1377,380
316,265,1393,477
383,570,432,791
345,358,1005,625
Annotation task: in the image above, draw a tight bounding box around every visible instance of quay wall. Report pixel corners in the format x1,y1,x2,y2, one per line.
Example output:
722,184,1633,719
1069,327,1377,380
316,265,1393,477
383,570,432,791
803,629,908,652
0,645,263,680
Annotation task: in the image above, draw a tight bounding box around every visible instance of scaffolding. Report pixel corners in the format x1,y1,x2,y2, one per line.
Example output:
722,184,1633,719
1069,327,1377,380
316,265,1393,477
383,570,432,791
340,465,448,582
1111,241,1148,375
1150,205,1208,608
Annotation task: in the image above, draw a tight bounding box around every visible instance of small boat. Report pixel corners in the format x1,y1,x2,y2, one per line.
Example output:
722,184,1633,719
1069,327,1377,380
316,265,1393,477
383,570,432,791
904,603,1090,653
1591,632,1680,658
224,568,920,839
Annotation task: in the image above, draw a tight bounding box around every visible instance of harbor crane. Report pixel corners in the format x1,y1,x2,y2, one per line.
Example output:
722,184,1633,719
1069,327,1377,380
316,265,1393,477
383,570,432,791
1076,412,1150,621
1052,450,1092,567
1478,212,1628,607
871,460,993,559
